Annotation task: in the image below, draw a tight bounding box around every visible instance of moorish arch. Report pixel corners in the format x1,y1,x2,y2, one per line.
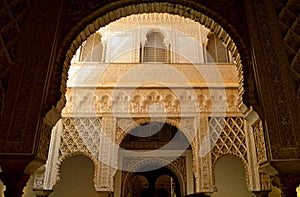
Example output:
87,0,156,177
1,1,298,197
41,2,257,169
56,3,249,107
39,2,256,174
37,8,268,197
118,122,191,197
121,160,186,197
54,151,99,188
212,153,251,189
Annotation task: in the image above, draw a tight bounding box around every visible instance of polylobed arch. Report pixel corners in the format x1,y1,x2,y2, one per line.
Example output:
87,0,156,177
34,2,258,191
116,118,193,148
35,1,257,192
116,118,181,145
55,151,98,189
213,153,251,190
143,28,171,45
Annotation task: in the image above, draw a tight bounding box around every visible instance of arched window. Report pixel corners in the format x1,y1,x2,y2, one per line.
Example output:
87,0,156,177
80,33,103,62
206,33,231,63
143,31,167,63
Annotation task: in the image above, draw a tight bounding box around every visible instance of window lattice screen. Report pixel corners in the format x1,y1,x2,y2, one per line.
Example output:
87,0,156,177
209,117,247,164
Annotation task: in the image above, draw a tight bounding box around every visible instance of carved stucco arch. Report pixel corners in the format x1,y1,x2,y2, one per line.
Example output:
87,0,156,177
212,153,251,190
142,28,171,46
54,151,99,189
116,118,181,144
122,157,186,196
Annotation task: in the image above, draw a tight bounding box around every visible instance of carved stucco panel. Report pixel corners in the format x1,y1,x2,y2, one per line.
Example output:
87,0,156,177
96,116,118,191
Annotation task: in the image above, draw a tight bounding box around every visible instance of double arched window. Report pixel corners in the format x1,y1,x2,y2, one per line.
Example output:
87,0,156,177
143,31,168,63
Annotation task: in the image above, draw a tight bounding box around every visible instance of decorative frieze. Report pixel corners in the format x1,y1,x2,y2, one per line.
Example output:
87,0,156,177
63,87,240,115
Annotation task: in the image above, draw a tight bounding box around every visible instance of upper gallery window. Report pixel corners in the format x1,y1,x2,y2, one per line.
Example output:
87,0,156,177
79,33,103,62
206,33,231,63
143,31,168,63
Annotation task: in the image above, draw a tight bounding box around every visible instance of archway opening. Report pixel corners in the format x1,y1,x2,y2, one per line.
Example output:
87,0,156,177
125,166,181,197
50,155,98,197
212,155,254,197
39,11,251,197
119,122,191,197
120,122,191,151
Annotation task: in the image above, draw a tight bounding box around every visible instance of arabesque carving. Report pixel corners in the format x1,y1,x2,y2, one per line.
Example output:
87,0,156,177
63,87,240,115
252,120,267,164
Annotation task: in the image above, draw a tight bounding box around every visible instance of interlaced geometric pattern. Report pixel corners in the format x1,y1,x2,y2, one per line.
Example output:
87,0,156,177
60,118,101,158
209,117,247,164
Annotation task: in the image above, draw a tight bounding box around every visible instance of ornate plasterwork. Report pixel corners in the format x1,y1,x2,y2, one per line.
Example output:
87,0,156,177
42,117,118,191
63,87,240,115
252,120,268,164
39,112,268,194
209,117,247,164
246,0,299,160
258,173,271,191
116,117,182,145
59,2,247,110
